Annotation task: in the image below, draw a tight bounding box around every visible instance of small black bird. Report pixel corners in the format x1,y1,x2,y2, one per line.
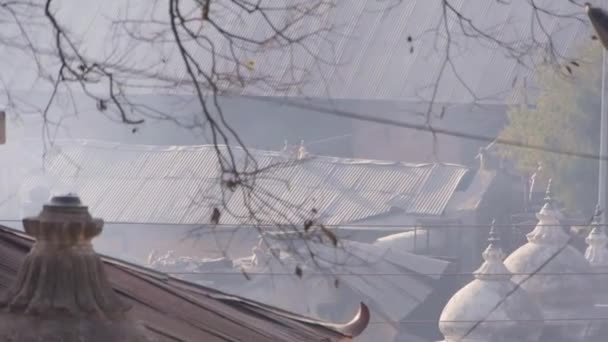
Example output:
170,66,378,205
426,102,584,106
210,207,221,225
586,3,608,50
96,99,107,112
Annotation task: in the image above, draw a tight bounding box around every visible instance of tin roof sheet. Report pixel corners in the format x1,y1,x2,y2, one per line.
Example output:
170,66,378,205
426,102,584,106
227,238,450,323
8,0,589,106
28,140,470,225
207,0,590,104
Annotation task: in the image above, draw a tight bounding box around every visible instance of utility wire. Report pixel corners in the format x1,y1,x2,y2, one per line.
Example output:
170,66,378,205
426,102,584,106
255,96,607,161
1,220,594,229
163,271,608,277
367,317,608,325
458,231,575,340
21,95,607,161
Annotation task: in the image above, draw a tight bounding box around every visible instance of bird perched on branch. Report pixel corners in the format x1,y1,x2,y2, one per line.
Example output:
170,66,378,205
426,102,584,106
586,2,608,49
210,207,221,225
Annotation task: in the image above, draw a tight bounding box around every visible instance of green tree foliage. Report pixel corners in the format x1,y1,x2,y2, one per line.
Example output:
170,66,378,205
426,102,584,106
500,43,602,213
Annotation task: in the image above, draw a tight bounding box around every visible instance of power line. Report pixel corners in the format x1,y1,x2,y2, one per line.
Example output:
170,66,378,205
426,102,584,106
163,270,608,277
368,317,608,325
257,97,606,161
19,220,597,229
458,232,574,340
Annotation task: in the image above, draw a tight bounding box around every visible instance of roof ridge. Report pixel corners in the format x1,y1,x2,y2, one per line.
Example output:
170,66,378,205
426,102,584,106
165,275,370,338
100,253,370,338
50,139,470,169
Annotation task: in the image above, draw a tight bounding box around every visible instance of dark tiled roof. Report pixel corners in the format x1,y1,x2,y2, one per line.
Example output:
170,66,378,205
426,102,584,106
0,225,367,342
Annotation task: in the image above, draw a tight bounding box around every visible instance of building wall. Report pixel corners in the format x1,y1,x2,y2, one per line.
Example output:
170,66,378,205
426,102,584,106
15,94,356,158
352,123,466,164
14,95,507,176
351,103,508,165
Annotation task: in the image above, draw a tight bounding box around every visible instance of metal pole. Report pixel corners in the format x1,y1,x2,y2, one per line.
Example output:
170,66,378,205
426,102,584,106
600,49,608,225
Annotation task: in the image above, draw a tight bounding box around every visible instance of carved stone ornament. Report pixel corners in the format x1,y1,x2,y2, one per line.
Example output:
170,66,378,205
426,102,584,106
0,194,152,342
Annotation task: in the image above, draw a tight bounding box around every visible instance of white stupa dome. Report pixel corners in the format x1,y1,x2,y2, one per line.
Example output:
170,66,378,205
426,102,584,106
439,221,543,342
503,181,594,341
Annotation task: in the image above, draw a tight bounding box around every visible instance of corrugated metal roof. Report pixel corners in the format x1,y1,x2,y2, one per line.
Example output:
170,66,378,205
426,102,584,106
0,0,591,109
258,240,449,321
208,0,590,104
408,165,468,216
228,239,450,322
27,140,470,225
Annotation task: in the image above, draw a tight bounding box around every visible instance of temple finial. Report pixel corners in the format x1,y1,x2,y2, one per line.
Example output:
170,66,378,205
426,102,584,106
586,204,608,267
594,204,603,222
0,194,152,340
296,140,308,160
488,219,499,245
544,178,553,205
475,218,509,280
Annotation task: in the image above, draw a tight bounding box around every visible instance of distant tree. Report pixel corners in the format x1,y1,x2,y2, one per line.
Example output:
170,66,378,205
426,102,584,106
499,43,602,213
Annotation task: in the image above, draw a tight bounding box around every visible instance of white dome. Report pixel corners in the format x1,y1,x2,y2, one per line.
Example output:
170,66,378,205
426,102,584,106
439,224,543,342
585,205,608,268
584,205,608,308
503,187,594,341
